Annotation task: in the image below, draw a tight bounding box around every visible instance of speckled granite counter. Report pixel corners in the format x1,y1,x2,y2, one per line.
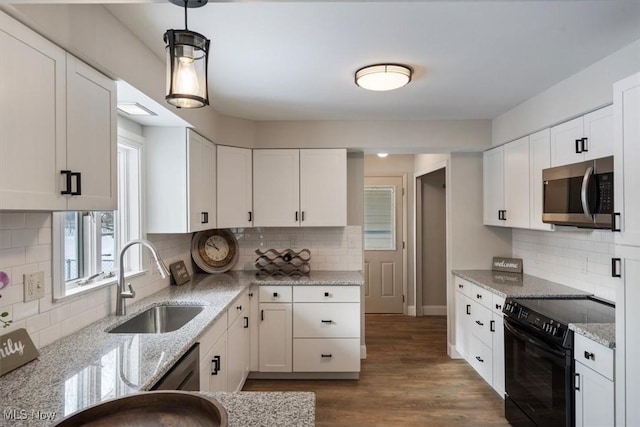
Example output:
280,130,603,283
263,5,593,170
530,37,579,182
452,269,592,298
569,323,616,349
206,392,314,426
0,270,358,425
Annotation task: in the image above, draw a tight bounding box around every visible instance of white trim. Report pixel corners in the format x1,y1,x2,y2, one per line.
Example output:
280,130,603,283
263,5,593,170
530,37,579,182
407,305,416,316
360,344,367,359
422,305,447,316
448,342,463,359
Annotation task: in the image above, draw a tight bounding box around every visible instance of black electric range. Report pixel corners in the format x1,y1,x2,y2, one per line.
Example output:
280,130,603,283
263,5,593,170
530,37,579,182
502,296,615,427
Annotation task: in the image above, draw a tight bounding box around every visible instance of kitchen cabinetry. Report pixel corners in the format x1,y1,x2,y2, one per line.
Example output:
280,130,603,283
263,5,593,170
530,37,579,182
613,73,640,247
0,11,116,211
528,129,554,231
145,127,216,233
574,334,614,427
199,311,228,392
483,137,530,228
258,286,293,372
217,146,253,228
454,276,505,397
253,149,347,227
550,105,613,167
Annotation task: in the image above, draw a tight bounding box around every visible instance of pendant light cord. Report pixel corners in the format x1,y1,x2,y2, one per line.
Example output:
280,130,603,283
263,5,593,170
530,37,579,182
184,1,188,30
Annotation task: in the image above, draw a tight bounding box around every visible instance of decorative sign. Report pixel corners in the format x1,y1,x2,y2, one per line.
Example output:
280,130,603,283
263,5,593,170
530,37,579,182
169,261,190,286
492,257,523,273
0,328,39,376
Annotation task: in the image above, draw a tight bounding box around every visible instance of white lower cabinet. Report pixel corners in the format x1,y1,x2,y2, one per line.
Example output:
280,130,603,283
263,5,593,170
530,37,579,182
258,302,293,372
454,276,505,397
574,334,614,427
293,338,360,372
199,311,228,392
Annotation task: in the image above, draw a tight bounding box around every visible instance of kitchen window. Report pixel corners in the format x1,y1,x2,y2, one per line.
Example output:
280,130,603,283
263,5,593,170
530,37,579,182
364,185,396,250
53,135,143,299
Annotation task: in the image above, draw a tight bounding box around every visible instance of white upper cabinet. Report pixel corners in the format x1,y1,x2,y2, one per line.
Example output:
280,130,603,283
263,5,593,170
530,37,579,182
613,72,640,247
550,105,613,167
529,129,554,231
253,149,300,227
145,128,216,233
65,54,117,211
504,136,530,229
0,12,116,211
483,146,505,226
217,146,253,228
299,149,347,227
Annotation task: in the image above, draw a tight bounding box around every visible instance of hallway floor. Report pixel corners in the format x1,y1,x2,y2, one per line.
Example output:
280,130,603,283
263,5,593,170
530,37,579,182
243,314,510,426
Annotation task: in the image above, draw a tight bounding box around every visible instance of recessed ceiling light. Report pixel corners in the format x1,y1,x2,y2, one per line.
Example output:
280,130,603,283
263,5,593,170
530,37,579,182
377,153,389,158
355,64,412,91
117,102,157,116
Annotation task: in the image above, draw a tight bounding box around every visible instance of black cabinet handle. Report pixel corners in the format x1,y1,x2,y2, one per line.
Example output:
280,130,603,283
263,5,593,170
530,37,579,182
475,320,484,326
260,309,264,321
476,294,482,300
211,355,221,375
244,316,249,328
581,137,589,152
475,356,484,363
584,351,595,361
295,211,299,222
71,172,81,195
324,292,330,297
502,210,507,221
466,304,471,315
60,170,72,195
301,211,305,221
321,354,332,358
321,320,333,324
495,304,502,310
575,373,581,391
612,212,621,232
236,305,242,311
498,210,502,221
575,139,582,154
273,292,279,298
490,320,495,332
458,284,464,289
201,212,208,224
612,258,622,278
248,292,254,298
248,211,252,222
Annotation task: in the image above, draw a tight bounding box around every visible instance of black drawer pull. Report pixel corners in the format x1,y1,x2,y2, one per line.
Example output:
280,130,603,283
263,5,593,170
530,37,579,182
248,211,252,222
324,292,330,297
273,292,279,298
244,316,249,329
201,212,208,224
321,320,333,324
236,305,242,311
321,354,332,358
612,258,622,278
260,310,264,321
475,320,484,326
475,356,484,363
458,284,464,289
211,355,221,375
476,294,482,299
490,320,495,332
584,351,595,361
466,304,471,315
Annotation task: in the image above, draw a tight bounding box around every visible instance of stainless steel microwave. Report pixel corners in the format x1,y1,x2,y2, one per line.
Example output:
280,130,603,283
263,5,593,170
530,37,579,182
542,156,613,229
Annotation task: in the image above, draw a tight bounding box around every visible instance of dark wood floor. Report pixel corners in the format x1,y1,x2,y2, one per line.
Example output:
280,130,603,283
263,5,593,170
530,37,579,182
243,314,510,426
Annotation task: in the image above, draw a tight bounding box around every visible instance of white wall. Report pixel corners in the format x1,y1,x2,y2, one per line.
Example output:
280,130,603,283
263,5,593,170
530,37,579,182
421,168,447,310
493,38,640,146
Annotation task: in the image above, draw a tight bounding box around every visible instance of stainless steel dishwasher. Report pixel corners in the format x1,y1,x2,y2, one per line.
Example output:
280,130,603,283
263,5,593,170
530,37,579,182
151,343,200,391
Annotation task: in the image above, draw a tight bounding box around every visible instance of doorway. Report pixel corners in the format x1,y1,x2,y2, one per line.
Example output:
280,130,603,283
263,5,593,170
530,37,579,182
416,167,447,316
364,176,404,314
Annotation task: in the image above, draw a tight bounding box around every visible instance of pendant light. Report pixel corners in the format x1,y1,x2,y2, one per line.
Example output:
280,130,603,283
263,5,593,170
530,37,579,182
355,64,412,91
164,0,210,108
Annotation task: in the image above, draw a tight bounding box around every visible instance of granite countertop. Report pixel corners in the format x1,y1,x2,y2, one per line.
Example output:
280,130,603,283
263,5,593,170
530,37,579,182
0,270,359,425
253,270,364,285
206,392,315,426
569,323,616,349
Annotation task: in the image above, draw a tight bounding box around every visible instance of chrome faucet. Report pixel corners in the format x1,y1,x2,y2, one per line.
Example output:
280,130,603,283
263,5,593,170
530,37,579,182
116,239,170,316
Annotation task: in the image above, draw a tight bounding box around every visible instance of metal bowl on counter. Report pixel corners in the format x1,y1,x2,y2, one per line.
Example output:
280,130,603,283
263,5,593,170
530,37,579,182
54,391,227,427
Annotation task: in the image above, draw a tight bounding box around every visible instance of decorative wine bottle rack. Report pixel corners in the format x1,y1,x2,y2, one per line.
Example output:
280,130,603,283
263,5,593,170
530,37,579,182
254,248,311,276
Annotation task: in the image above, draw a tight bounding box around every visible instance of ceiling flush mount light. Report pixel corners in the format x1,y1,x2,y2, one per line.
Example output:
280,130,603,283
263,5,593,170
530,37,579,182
117,102,157,116
377,153,389,158
355,64,412,92
164,0,210,109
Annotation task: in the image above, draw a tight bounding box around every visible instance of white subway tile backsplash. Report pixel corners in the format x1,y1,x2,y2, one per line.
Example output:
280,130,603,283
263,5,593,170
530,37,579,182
11,228,38,247
25,244,50,263
25,213,51,228
0,247,26,268
0,230,11,249
0,213,26,229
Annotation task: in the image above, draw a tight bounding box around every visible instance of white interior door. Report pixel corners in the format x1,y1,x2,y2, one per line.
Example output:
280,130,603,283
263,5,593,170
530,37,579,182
364,176,403,314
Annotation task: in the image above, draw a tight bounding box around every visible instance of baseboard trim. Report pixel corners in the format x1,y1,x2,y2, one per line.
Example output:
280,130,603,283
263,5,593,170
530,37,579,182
360,344,367,359
248,372,360,380
422,305,447,316
448,343,464,360
407,305,416,316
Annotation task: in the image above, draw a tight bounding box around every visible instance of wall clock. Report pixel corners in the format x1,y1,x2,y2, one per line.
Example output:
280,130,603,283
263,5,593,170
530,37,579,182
191,229,239,273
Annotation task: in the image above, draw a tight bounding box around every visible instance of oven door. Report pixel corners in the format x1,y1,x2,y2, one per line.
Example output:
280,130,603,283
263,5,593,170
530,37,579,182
504,318,573,427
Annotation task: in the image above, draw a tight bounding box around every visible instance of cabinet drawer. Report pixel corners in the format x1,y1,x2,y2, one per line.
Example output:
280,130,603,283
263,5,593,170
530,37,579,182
198,311,227,363
471,302,493,347
293,338,360,372
574,333,614,380
469,335,493,385
259,286,292,303
293,286,360,303
492,294,506,316
293,303,360,338
228,290,250,327
472,285,493,309
455,276,474,299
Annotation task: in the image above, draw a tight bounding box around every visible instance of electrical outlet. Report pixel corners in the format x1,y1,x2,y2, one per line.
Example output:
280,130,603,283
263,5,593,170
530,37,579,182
24,271,45,302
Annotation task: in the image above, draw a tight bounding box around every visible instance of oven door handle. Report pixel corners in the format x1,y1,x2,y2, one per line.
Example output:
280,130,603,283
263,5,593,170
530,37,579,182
504,320,566,359
581,166,595,222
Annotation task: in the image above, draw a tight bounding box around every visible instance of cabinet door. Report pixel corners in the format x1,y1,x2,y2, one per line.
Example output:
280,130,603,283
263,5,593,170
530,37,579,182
575,362,614,427
200,333,227,392
582,105,613,161
551,116,584,167
249,286,259,372
483,146,505,226
188,130,216,232
455,290,472,358
253,149,300,227
299,149,347,226
504,137,530,229
614,73,640,247
0,12,66,210
259,303,292,372
529,129,554,231
66,54,117,211
492,313,505,398
227,310,249,391
217,146,253,228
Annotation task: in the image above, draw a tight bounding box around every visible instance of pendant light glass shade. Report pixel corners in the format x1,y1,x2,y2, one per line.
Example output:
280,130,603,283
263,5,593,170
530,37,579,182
164,29,210,108
355,64,412,91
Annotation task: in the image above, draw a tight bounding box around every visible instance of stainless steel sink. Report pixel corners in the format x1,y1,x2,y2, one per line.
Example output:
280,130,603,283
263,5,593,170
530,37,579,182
108,305,205,334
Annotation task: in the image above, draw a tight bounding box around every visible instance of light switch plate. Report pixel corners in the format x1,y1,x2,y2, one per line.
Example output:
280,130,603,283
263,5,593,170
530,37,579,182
24,271,45,302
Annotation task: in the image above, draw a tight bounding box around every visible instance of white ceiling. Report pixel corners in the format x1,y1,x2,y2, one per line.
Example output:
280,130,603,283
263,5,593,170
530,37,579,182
104,1,640,122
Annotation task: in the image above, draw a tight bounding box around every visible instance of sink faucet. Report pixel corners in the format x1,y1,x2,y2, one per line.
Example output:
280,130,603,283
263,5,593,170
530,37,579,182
116,239,170,316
